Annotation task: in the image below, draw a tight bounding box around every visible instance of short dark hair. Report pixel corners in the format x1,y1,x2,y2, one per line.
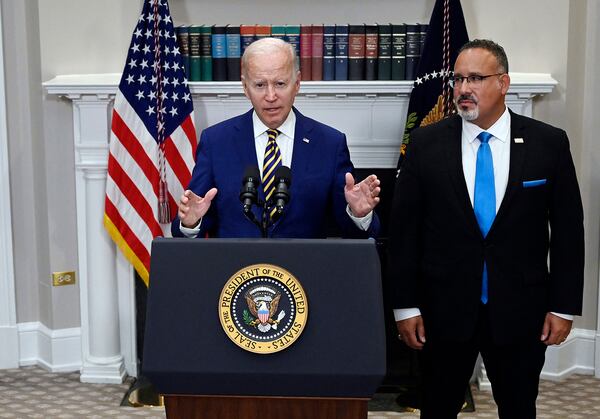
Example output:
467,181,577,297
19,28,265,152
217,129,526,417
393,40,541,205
458,39,509,73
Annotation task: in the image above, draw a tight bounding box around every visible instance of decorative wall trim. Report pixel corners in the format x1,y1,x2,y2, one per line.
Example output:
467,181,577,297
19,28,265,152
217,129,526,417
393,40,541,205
0,3,18,370
17,322,81,373
477,328,596,391
542,328,596,380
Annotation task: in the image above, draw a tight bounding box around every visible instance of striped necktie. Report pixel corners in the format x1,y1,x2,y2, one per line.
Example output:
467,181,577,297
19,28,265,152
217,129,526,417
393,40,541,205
474,131,495,304
262,129,282,218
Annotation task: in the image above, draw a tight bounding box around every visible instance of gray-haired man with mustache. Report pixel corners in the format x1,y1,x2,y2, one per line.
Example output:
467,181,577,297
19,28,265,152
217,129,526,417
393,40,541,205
388,39,584,418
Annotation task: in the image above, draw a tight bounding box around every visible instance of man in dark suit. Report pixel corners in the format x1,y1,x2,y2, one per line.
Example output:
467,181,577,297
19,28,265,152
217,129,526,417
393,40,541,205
388,39,584,418
172,37,380,238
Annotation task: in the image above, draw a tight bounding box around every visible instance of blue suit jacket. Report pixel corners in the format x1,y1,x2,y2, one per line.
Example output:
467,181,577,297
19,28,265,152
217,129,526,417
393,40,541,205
172,108,380,238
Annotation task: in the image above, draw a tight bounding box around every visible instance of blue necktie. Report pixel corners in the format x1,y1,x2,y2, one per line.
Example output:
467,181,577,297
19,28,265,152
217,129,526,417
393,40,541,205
473,131,495,304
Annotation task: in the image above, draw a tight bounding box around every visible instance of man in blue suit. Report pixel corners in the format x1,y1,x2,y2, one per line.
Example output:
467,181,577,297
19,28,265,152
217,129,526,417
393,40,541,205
172,37,381,238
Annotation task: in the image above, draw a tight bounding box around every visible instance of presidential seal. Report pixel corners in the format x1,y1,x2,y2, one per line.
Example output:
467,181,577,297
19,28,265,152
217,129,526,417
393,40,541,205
218,264,308,354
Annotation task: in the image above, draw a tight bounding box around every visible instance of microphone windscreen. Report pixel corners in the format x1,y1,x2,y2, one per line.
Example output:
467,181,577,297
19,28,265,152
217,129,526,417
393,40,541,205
243,165,260,180
274,166,292,184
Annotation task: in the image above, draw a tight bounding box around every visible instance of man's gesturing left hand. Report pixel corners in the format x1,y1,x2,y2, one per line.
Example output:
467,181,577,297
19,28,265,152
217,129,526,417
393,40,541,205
344,173,381,217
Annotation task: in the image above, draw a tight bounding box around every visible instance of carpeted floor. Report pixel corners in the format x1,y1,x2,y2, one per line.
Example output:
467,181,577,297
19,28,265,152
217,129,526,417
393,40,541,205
1,366,599,418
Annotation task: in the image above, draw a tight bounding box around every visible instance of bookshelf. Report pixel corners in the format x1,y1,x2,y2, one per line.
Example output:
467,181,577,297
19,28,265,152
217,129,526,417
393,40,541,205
43,73,556,382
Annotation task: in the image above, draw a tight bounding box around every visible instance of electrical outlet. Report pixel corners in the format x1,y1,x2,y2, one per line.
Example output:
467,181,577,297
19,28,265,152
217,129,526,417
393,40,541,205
52,271,76,286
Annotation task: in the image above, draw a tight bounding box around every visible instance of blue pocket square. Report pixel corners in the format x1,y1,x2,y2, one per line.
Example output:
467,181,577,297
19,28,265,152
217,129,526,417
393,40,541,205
523,179,547,188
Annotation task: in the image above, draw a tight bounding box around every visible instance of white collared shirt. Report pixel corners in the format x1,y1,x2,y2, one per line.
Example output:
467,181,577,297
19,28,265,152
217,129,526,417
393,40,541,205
252,110,295,176
461,106,511,213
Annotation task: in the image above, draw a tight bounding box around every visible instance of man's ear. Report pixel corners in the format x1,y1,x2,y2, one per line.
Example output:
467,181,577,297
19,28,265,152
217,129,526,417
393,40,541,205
499,73,511,95
241,75,249,98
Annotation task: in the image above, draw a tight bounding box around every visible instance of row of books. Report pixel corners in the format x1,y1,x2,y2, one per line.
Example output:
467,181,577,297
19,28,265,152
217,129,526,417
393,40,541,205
174,24,428,82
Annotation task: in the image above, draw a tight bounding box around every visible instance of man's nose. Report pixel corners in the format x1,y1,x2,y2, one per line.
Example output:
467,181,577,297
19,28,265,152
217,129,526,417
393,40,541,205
457,80,472,95
265,84,277,101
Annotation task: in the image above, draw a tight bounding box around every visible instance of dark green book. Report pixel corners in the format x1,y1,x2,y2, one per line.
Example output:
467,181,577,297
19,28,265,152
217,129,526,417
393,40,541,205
200,25,212,81
271,25,287,41
391,24,406,80
285,25,301,71
188,25,202,82
405,24,420,80
377,24,392,80
175,25,191,80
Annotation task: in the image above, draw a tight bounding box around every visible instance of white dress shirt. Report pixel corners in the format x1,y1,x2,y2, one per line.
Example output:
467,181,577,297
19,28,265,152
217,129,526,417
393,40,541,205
394,107,572,322
181,110,373,236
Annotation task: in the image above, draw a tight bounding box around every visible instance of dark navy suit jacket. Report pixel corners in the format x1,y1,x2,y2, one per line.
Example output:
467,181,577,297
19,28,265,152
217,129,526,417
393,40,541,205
172,108,380,238
388,111,584,344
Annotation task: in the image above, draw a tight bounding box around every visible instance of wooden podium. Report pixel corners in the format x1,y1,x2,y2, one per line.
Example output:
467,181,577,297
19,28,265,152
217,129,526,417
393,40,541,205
143,238,386,419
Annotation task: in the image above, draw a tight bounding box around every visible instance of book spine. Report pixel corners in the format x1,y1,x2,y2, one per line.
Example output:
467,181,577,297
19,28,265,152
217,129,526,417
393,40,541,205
176,25,191,80
348,24,365,81
226,25,241,81
311,24,324,81
285,25,301,71
271,25,287,41
255,25,271,40
377,24,392,80
365,24,378,81
200,26,212,81
212,26,227,81
419,24,428,54
322,25,336,81
240,25,256,57
188,25,202,82
391,24,406,80
300,24,312,81
334,25,348,81
405,24,420,80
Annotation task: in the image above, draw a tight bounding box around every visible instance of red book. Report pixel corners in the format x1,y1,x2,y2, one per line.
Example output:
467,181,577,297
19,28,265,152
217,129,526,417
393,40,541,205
311,24,324,81
365,24,378,80
300,24,312,81
348,24,366,80
255,24,271,39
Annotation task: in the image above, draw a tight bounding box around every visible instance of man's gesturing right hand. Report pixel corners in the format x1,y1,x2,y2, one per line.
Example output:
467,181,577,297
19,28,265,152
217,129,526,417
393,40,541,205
178,188,218,228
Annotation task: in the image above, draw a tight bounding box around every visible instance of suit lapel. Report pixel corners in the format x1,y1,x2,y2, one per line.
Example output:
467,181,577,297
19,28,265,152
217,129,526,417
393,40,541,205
490,110,526,233
290,108,315,176
444,116,482,238
234,110,263,222
271,108,315,232
234,109,260,169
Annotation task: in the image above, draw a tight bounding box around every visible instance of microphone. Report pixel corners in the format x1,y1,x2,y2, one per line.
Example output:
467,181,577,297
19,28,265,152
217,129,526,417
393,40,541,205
273,166,292,215
239,166,260,213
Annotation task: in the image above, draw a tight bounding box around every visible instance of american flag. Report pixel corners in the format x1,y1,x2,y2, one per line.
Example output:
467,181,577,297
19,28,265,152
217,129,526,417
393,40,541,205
104,0,197,286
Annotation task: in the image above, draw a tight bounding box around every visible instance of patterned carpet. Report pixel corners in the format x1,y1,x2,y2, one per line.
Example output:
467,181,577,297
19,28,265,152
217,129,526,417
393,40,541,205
1,366,599,418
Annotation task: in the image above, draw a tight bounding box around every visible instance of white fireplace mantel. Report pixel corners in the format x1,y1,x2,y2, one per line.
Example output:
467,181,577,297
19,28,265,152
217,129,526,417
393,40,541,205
43,73,556,382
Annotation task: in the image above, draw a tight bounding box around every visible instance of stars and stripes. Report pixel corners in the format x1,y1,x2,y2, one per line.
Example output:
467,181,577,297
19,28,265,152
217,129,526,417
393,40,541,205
104,0,197,285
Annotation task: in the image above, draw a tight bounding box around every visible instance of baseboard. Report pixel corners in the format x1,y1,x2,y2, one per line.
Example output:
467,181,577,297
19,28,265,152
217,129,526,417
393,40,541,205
476,328,596,391
0,325,19,368
17,322,81,372
541,328,596,380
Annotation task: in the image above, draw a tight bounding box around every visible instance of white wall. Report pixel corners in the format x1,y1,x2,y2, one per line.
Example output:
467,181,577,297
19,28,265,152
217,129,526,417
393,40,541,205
6,0,595,332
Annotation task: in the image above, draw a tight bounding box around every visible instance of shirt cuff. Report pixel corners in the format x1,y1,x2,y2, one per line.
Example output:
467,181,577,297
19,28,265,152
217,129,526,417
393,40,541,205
394,308,422,322
179,219,202,238
346,205,373,231
551,312,574,321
